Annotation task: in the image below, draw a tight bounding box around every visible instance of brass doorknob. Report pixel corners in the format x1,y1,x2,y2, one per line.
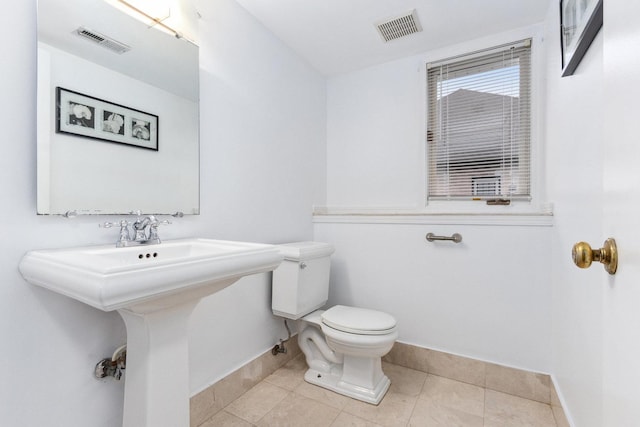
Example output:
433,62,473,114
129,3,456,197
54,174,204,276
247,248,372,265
572,238,618,275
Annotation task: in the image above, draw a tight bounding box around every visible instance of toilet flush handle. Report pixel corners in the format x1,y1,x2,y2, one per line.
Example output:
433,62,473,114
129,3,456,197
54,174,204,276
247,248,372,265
299,262,307,269
572,238,618,275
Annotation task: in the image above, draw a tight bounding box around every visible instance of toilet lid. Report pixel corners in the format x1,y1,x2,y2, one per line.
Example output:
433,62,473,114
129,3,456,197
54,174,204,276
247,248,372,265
321,305,397,335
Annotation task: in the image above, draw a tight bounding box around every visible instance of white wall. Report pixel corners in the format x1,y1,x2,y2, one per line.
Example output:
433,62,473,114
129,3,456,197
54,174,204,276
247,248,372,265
195,0,327,243
326,58,424,208
314,218,552,371
189,0,326,393
318,25,553,374
0,0,325,425
543,0,604,425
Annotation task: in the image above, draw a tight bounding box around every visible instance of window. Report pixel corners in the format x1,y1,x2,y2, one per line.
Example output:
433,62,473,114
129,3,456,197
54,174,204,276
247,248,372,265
426,40,532,203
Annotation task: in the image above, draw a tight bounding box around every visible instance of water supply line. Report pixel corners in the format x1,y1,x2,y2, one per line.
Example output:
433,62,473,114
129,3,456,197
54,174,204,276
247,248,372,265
272,319,292,355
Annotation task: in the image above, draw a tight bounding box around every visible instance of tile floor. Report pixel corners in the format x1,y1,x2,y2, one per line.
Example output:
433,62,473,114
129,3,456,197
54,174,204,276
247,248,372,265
198,354,562,427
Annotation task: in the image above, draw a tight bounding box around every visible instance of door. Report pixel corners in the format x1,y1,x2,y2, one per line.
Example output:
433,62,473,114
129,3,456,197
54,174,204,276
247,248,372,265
602,2,640,425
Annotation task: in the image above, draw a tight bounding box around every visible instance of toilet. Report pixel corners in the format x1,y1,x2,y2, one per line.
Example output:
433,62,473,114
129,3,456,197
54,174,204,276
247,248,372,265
271,241,398,405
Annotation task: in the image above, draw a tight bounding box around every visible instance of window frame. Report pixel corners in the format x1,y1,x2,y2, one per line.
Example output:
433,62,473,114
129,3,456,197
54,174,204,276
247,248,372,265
423,37,540,213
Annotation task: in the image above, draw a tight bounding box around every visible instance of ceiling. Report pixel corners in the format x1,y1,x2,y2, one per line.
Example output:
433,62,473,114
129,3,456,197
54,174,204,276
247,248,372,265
233,0,550,76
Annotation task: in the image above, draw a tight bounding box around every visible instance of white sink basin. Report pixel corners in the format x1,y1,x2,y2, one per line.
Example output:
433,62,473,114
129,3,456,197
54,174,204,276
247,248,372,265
19,238,283,427
19,238,283,312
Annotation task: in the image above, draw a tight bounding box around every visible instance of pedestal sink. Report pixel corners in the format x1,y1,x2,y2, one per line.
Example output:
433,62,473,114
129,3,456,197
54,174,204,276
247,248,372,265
19,238,283,427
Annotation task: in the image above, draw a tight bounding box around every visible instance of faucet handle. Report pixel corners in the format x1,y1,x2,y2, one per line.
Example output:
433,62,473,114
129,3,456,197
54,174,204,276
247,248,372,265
147,215,172,226
100,220,132,247
148,218,171,241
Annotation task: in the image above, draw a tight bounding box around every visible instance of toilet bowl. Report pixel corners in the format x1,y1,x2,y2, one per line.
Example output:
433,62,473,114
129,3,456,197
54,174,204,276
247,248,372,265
321,305,397,357
300,305,397,404
271,242,398,404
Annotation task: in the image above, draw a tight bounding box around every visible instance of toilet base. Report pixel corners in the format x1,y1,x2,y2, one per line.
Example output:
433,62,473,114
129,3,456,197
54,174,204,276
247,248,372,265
303,368,391,405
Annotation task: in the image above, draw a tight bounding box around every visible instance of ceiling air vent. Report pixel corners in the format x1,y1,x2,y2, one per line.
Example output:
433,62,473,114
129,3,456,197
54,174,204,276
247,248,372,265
375,9,423,43
74,27,131,54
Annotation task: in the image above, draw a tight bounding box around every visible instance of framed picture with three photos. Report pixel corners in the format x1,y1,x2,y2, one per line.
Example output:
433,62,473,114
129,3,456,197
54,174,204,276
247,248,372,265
56,87,159,151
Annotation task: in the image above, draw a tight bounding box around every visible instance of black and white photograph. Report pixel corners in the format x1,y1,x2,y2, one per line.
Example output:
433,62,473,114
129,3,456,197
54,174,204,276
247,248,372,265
102,110,124,135
67,102,95,128
132,118,151,140
56,87,159,150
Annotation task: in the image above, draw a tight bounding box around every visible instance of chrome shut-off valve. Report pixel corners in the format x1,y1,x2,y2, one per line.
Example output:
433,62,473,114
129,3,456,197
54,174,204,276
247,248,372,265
95,345,127,380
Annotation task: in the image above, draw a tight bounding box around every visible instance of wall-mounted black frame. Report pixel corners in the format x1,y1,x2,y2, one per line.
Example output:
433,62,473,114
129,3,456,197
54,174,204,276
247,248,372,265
560,0,603,77
56,87,159,151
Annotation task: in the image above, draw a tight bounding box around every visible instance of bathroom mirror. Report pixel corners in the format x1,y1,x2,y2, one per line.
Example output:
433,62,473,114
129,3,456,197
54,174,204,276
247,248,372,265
37,0,200,215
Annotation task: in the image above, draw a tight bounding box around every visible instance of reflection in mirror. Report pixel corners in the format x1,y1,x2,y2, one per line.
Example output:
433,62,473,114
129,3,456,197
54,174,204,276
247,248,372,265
37,0,200,215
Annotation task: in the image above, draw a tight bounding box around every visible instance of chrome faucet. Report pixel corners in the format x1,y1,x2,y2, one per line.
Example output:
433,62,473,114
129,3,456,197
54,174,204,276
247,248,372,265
101,212,171,247
132,214,171,245
132,215,154,242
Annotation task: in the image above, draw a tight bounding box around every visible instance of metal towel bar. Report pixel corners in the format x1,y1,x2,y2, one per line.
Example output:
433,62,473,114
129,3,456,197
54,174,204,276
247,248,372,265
426,233,462,243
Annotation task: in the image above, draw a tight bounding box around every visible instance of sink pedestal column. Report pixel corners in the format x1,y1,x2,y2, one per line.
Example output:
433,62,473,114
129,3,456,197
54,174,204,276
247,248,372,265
118,299,199,427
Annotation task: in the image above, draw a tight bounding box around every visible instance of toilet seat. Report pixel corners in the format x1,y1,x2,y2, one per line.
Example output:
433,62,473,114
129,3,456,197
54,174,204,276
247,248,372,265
321,305,396,335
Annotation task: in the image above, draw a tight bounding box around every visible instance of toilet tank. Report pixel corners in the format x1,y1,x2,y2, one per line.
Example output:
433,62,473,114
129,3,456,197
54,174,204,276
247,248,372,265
271,242,335,320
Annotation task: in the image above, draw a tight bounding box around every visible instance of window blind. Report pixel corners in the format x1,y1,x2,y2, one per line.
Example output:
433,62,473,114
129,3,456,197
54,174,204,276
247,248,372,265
426,40,532,201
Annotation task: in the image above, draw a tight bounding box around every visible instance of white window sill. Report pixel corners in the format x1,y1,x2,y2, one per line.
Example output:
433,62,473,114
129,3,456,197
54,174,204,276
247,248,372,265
312,207,553,227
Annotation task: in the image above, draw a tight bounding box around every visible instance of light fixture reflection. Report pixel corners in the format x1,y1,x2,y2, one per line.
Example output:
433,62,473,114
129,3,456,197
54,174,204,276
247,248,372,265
104,0,198,46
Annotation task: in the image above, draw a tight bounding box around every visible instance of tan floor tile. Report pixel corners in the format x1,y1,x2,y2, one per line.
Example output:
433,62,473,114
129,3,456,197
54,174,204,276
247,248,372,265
419,375,484,417
294,380,353,410
330,412,384,427
226,382,290,423
206,348,564,427
382,362,427,396
200,410,255,427
264,355,308,391
257,393,340,427
484,390,557,427
343,390,417,427
409,400,484,427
